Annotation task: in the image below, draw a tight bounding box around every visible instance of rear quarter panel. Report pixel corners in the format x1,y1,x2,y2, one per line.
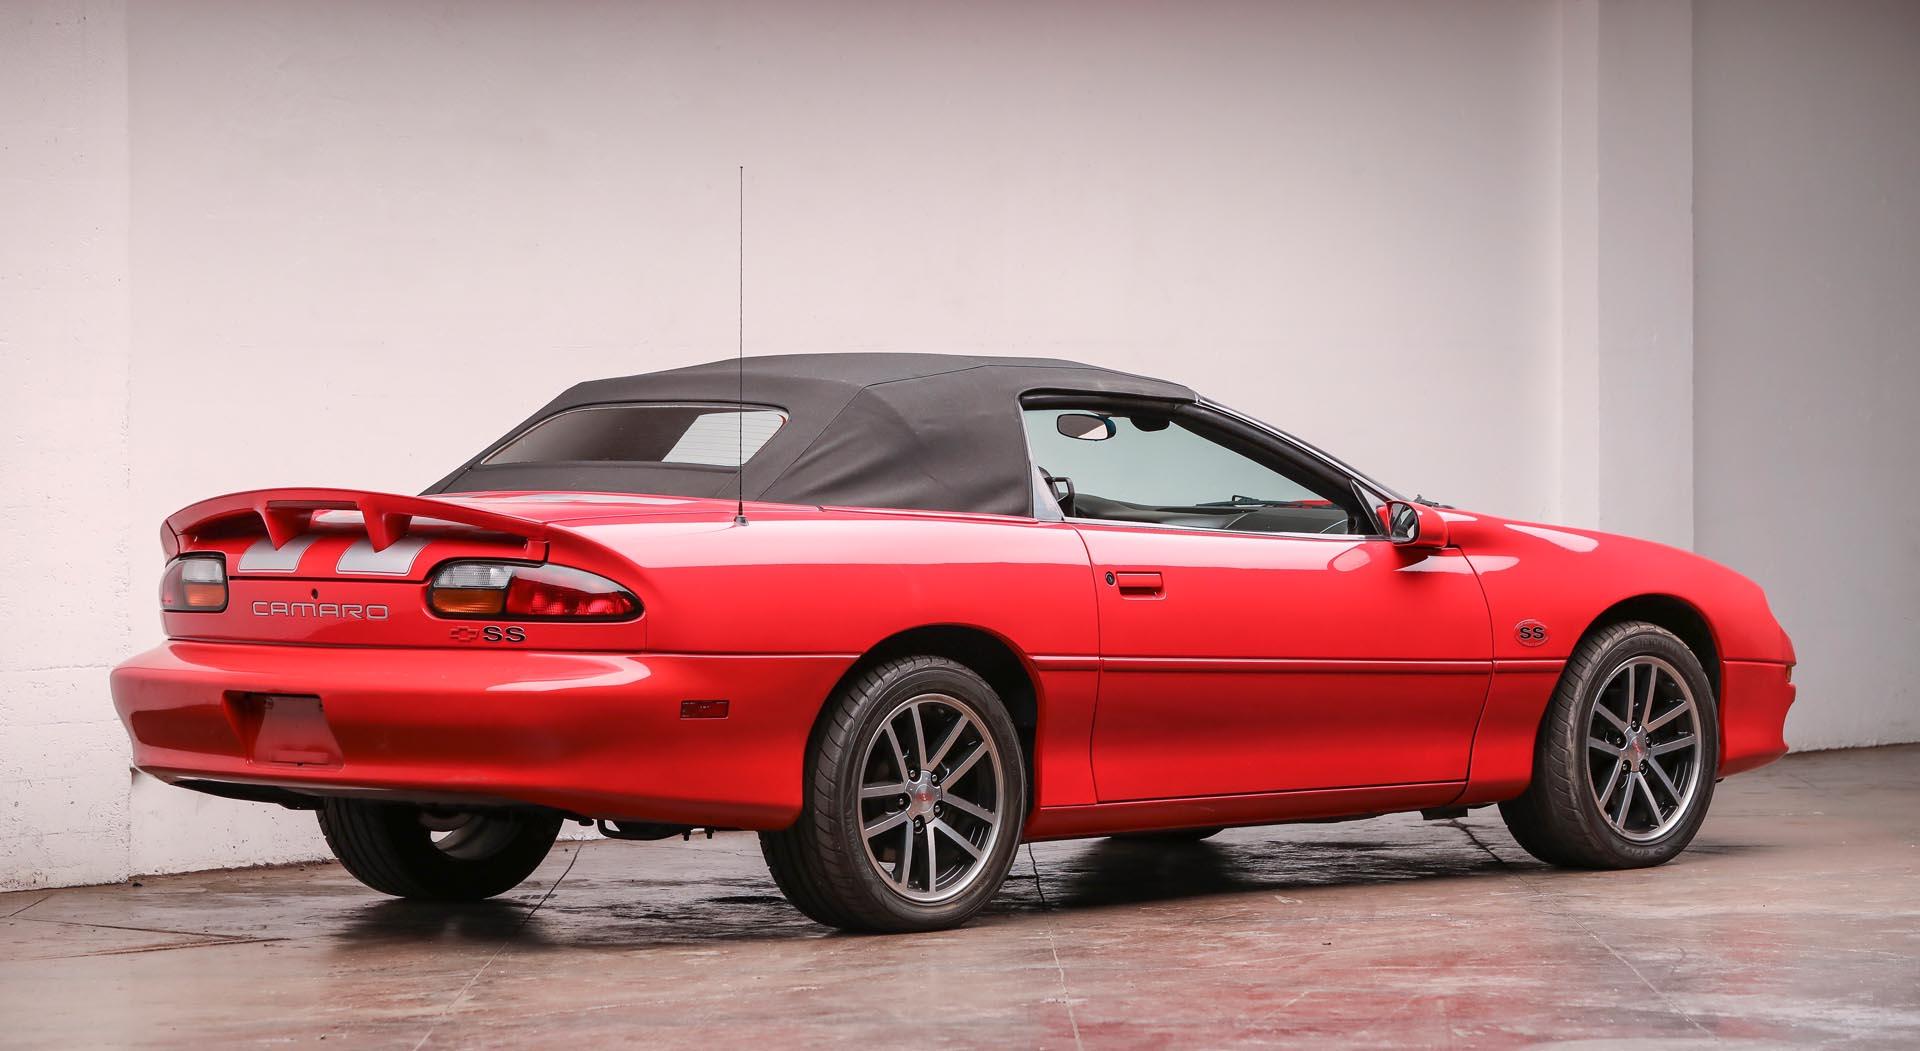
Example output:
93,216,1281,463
570,508,1105,807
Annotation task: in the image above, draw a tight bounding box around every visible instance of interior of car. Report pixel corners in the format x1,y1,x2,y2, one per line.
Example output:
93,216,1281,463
1020,398,1380,536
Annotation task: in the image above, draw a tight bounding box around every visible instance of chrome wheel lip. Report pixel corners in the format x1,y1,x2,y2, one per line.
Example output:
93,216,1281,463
1586,655,1704,843
856,691,1006,905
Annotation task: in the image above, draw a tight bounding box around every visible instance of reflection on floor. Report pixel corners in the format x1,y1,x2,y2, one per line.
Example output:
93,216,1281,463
2,745,1916,1048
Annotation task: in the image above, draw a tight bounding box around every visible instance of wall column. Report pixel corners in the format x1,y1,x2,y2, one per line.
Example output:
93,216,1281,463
1557,0,1695,550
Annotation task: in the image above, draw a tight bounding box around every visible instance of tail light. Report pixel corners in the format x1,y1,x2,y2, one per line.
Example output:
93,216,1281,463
427,562,640,620
160,554,228,612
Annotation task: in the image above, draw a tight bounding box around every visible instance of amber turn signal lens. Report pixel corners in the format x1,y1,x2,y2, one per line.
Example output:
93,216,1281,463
160,555,227,612
430,587,506,615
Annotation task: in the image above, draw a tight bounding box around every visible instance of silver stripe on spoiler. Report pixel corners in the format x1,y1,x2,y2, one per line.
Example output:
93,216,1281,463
336,537,430,576
237,534,321,574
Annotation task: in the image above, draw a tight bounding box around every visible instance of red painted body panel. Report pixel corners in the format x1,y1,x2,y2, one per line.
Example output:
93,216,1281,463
114,640,849,828
109,485,1798,837
1072,523,1492,799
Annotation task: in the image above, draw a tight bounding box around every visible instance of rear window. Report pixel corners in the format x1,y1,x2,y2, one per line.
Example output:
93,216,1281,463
483,404,787,468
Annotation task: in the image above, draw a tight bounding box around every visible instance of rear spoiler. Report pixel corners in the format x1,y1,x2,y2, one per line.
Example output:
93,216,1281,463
163,488,552,558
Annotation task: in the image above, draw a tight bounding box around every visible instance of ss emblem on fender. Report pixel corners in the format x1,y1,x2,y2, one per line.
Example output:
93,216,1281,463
1515,620,1549,647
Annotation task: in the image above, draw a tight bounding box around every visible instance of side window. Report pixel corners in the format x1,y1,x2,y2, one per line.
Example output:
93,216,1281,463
1022,406,1367,535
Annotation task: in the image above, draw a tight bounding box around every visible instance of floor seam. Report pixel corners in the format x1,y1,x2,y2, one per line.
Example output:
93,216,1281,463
1449,820,1718,1042
409,845,581,1051
22,915,258,940
4,893,53,918
1028,844,1084,1051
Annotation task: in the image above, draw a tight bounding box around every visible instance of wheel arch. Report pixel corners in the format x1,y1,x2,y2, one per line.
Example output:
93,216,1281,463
1576,593,1721,700
824,623,1042,783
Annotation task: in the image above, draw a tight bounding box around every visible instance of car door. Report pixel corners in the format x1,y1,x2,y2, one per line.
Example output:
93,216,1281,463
1024,400,1493,802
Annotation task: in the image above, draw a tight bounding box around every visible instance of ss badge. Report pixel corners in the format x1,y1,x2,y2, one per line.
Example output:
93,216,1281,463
1515,620,1549,647
450,625,526,643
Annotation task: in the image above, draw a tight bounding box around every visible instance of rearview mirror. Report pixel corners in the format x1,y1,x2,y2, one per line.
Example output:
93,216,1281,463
1381,500,1448,550
1056,412,1116,441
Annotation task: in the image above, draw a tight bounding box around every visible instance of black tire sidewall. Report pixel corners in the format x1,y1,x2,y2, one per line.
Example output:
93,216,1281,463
822,660,1028,931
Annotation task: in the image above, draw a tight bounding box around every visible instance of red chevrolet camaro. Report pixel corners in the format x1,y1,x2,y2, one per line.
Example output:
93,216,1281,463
111,354,1796,932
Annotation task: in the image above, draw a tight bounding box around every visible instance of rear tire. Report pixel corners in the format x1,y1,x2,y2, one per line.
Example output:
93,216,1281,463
318,799,562,901
1499,620,1718,869
760,656,1028,933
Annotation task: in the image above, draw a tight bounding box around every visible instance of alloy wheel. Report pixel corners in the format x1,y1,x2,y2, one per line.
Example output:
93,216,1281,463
1585,656,1704,842
856,692,1007,904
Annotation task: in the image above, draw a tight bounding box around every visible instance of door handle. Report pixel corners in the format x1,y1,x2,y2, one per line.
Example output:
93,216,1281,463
1113,571,1164,597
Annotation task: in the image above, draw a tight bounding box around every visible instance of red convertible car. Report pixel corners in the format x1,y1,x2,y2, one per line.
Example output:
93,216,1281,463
111,354,1796,932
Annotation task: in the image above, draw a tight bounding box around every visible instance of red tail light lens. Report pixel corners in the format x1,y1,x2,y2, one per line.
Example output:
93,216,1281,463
427,562,639,620
160,554,228,612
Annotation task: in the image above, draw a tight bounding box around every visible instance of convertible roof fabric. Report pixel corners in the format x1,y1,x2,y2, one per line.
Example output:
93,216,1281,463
427,353,1197,516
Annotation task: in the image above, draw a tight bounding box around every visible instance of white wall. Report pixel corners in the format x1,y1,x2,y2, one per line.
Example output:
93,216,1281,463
0,0,133,890
1694,0,1920,749
1,0,1913,890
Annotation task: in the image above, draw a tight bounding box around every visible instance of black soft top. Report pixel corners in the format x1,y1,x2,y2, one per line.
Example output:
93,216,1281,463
428,353,1196,516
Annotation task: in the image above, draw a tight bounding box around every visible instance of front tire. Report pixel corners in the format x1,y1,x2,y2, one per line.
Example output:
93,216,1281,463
318,800,562,901
760,656,1029,933
1499,621,1718,869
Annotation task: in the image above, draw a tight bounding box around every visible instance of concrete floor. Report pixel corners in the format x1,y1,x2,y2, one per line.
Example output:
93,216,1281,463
1,747,1915,1049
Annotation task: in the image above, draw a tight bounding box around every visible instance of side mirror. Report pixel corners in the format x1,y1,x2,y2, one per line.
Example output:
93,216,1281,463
1380,500,1448,550
1056,412,1116,441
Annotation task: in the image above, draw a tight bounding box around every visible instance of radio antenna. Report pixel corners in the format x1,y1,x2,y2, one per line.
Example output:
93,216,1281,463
734,164,748,526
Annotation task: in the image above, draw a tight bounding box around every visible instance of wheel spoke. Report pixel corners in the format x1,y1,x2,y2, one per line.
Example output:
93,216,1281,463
944,741,987,784
861,782,907,799
1588,736,1624,757
910,703,930,771
1650,733,1695,757
1624,665,1642,726
943,795,995,823
933,820,983,859
1595,760,1625,813
927,718,968,770
1593,703,1630,734
1640,665,1660,726
883,723,911,779
1645,756,1684,804
864,809,909,837
1633,772,1661,822
1611,769,1635,829
925,823,938,891
1647,703,1689,734
896,822,914,887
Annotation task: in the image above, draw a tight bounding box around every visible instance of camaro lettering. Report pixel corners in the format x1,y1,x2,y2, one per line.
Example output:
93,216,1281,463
252,600,389,621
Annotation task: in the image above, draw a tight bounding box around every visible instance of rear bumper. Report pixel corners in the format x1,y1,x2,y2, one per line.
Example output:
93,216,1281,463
111,641,853,828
